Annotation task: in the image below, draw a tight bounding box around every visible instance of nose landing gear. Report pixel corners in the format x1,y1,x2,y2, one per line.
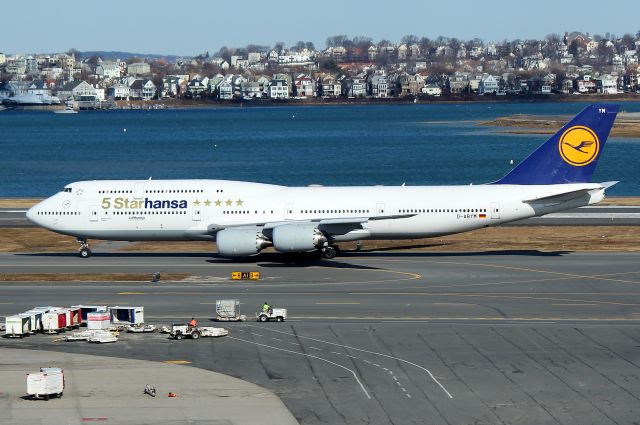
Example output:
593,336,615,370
76,238,92,258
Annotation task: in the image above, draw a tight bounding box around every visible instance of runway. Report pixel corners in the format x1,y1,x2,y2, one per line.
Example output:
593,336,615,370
1,251,640,424
4,206,640,227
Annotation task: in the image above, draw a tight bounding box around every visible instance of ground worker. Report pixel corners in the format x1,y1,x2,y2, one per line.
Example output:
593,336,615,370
262,301,271,314
188,317,197,328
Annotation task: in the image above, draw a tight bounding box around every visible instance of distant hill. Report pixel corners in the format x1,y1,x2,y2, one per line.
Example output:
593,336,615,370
78,51,185,62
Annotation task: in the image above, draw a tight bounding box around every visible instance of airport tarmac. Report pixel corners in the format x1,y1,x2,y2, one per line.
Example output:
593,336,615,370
4,206,640,227
1,251,640,424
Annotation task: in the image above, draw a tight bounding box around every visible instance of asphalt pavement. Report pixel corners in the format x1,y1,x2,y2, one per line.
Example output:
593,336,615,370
1,251,640,424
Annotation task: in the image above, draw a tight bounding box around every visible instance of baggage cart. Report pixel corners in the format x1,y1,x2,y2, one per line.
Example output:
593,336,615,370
71,305,107,323
42,310,67,334
21,310,43,333
65,307,82,329
109,306,144,326
214,299,246,322
26,368,64,400
87,312,110,330
4,314,31,337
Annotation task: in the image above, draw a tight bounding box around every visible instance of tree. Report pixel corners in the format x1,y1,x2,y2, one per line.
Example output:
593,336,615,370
319,59,341,73
568,40,578,57
401,34,419,45
293,41,306,51
274,41,285,52
305,41,315,51
621,33,635,50
66,48,80,59
326,35,348,48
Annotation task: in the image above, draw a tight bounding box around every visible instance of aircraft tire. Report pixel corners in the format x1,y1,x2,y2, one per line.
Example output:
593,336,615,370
322,246,337,259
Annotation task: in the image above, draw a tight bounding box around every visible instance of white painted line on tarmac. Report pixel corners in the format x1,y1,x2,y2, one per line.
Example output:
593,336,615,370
363,359,371,364
309,346,322,351
251,325,454,399
253,333,264,337
228,336,371,400
406,394,412,399
271,337,282,341
372,363,380,367
289,342,300,346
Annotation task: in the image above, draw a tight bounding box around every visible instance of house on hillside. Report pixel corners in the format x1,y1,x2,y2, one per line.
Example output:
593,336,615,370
57,80,96,101
127,62,150,76
368,73,388,98
478,74,499,94
268,79,289,99
294,74,316,98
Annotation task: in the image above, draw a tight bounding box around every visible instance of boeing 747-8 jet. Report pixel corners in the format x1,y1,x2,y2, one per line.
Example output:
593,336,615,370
27,104,619,259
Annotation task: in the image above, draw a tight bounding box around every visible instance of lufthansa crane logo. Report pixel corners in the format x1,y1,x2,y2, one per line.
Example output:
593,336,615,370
558,126,600,167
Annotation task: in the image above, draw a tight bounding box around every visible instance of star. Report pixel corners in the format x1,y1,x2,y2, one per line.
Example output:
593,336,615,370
236,199,243,206
214,199,222,207
193,199,201,206
225,199,233,206
204,199,211,207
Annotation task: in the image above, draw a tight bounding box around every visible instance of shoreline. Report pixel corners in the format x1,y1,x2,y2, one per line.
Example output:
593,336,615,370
482,111,640,137
5,94,640,111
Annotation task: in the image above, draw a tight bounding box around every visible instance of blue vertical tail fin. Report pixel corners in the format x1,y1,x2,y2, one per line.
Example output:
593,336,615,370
493,104,619,185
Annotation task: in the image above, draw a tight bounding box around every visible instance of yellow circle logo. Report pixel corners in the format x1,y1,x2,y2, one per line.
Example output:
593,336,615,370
558,126,600,167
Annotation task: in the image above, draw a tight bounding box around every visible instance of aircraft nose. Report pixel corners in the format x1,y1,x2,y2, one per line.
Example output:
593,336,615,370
26,204,40,225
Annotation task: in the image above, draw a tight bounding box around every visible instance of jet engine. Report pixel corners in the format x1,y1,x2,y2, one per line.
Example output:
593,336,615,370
272,223,326,252
216,228,271,257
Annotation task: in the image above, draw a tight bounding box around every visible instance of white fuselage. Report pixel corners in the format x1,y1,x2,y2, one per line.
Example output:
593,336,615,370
27,179,607,243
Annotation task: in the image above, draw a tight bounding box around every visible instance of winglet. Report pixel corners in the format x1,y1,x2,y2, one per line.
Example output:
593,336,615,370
493,104,619,185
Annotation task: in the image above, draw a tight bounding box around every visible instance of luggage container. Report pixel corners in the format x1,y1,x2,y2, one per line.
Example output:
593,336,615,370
87,312,111,330
71,305,107,323
64,307,81,329
214,299,246,321
42,310,67,334
21,310,44,333
26,368,64,400
4,315,31,337
108,306,144,326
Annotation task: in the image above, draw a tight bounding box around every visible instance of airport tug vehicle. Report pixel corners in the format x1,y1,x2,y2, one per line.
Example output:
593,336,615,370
257,308,287,322
170,324,228,340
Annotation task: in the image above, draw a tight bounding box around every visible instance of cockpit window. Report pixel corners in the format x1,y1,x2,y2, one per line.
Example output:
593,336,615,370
62,187,72,193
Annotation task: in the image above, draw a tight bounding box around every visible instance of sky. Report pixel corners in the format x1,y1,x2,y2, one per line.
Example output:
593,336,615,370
2,0,638,56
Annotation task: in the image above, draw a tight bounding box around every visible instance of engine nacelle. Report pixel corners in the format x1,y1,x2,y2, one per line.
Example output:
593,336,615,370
272,223,326,252
216,228,270,257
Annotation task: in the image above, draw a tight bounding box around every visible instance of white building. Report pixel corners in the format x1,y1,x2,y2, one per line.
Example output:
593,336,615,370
269,79,289,99
479,74,500,94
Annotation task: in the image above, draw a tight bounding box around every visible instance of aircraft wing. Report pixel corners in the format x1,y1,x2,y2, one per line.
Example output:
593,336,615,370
206,213,416,235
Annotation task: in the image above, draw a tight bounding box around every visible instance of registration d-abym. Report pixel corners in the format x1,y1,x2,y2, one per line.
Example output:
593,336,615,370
27,104,619,259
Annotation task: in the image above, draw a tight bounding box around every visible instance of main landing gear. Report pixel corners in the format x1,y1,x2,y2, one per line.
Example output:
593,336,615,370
321,244,340,259
76,238,92,258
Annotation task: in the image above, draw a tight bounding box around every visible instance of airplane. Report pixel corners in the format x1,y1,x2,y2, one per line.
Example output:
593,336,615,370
26,103,619,259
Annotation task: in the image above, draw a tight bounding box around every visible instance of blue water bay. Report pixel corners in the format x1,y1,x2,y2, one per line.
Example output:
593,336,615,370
1,102,639,197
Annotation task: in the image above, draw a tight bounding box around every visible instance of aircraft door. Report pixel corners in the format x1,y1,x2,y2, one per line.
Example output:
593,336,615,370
192,203,201,221
490,202,500,219
375,203,386,217
285,203,293,220
133,182,145,200
90,205,98,222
